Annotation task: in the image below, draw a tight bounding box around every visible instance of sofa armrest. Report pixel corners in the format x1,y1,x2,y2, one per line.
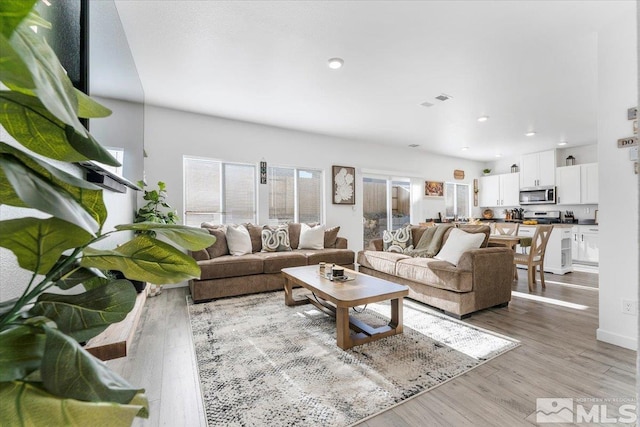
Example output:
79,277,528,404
189,249,210,261
335,237,348,249
367,238,383,251
456,247,512,271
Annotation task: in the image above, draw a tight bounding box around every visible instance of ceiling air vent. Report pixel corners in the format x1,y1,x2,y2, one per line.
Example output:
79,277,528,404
408,144,420,148
420,101,434,108
435,93,453,101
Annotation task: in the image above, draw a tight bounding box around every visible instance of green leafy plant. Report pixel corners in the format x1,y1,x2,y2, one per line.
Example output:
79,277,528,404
0,2,215,425
483,168,491,174
134,181,179,236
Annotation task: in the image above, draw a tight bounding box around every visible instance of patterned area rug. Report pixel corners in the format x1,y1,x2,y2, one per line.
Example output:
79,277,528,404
188,291,519,426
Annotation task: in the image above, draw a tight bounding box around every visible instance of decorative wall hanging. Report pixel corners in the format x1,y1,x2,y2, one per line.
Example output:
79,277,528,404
259,161,267,184
473,179,478,207
453,169,464,180
424,181,444,197
332,165,355,204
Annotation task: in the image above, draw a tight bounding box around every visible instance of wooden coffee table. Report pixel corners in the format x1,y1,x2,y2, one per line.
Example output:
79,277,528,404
282,265,409,350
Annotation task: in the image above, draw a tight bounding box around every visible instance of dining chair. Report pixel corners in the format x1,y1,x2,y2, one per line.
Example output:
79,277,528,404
495,222,519,236
513,224,554,292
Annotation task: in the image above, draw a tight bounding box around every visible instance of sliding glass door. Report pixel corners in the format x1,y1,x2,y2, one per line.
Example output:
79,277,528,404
363,176,411,249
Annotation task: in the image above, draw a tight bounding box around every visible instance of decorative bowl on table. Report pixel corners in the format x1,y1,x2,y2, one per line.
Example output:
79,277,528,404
482,209,494,219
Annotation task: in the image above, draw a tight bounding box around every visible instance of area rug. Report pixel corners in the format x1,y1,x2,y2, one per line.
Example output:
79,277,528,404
188,291,519,427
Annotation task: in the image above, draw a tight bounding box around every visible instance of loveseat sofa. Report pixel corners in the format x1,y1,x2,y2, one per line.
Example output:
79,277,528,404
357,224,514,318
189,223,355,302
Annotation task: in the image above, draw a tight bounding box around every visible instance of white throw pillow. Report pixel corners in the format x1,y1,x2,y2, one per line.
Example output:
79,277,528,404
298,223,325,250
225,224,252,256
435,228,484,266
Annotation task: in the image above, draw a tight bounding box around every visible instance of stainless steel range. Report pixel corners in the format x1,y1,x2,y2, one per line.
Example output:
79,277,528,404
523,210,561,224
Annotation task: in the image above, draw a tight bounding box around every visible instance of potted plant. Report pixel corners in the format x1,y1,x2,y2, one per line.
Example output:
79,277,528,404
0,3,215,424
134,181,180,295
483,168,492,175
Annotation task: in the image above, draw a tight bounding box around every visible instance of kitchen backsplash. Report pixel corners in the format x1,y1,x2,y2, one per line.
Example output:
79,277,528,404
490,204,598,221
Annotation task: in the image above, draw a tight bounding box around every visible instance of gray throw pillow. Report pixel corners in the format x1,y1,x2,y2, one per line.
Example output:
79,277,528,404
427,224,454,256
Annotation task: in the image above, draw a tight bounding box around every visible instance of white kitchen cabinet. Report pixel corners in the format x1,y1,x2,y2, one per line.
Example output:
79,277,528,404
572,225,599,264
521,150,556,188
518,225,572,274
580,163,598,204
556,165,581,205
480,173,520,207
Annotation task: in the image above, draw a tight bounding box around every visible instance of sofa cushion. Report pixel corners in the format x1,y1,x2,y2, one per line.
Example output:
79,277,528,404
456,224,491,248
357,250,411,275
435,228,485,266
298,223,325,250
255,252,308,273
242,223,264,252
226,224,252,256
324,226,341,248
406,226,438,258
261,224,292,252
383,226,413,253
395,257,473,292
299,249,355,266
198,254,264,280
203,227,229,259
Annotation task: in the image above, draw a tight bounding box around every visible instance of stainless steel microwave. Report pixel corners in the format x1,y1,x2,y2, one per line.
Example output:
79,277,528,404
519,186,556,205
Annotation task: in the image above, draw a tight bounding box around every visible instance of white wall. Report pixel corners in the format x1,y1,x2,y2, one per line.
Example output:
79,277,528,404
143,105,485,254
596,8,638,350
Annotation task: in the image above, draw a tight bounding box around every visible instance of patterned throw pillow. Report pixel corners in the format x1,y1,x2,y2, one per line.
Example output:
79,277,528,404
261,225,292,252
383,226,414,253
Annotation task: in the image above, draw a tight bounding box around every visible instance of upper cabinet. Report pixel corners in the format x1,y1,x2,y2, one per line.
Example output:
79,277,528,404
580,163,598,204
479,173,520,207
555,165,581,204
520,150,555,188
555,163,598,205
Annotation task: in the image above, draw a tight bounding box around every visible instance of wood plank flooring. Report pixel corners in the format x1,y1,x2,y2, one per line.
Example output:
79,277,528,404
107,271,636,426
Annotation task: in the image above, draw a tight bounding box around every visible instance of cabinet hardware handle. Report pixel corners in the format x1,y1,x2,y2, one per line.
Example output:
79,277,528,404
581,235,583,242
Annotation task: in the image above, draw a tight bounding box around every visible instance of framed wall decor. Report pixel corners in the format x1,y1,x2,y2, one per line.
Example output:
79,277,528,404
425,181,444,197
332,165,355,204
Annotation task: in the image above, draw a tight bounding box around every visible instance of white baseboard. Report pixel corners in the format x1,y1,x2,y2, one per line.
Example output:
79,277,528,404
596,328,637,350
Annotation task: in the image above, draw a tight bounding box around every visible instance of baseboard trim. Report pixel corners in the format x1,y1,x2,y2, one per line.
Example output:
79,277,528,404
596,328,637,350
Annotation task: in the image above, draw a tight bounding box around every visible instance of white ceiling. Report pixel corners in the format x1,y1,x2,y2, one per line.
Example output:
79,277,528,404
112,0,635,161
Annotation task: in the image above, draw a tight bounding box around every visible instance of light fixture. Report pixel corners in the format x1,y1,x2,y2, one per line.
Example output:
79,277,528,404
525,131,536,137
461,146,469,151
327,58,344,69
435,93,453,101
557,141,568,146
408,144,420,148
477,116,489,122
495,154,502,158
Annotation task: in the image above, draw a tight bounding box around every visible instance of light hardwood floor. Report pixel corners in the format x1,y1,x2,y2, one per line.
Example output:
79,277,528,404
107,271,636,426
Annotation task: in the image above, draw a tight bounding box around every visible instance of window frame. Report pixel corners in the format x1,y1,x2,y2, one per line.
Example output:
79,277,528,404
444,181,471,219
267,165,324,224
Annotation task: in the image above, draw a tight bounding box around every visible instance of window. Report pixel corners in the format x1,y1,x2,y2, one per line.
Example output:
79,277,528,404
183,157,256,226
268,166,323,224
445,182,470,219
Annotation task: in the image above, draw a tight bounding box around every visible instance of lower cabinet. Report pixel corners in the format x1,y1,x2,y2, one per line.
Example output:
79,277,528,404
572,225,599,264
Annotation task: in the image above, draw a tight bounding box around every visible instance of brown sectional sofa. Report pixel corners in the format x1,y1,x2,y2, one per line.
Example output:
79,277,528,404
357,224,514,318
189,223,355,302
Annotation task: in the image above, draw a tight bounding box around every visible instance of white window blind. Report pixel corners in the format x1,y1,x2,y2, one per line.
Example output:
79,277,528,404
445,182,470,219
184,157,255,226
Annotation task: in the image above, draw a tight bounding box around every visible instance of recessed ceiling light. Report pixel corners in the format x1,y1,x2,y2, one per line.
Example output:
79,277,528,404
461,146,469,151
525,131,536,137
420,101,434,108
557,141,568,146
328,58,344,69
495,154,502,158
477,116,489,122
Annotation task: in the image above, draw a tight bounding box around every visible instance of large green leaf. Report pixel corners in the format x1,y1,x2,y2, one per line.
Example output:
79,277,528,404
116,223,216,251
0,381,148,425
41,326,143,404
51,261,106,291
0,91,119,165
0,142,108,228
0,155,99,234
0,34,35,89
0,217,92,274
0,325,44,381
81,235,201,284
10,16,87,136
75,89,112,118
30,279,136,343
0,0,38,38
